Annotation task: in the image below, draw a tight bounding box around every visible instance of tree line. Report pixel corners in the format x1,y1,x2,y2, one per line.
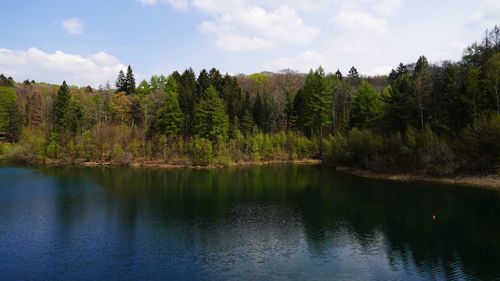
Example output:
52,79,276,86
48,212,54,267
0,26,499,173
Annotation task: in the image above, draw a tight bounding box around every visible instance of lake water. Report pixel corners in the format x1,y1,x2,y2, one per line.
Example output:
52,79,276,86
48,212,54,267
0,165,499,281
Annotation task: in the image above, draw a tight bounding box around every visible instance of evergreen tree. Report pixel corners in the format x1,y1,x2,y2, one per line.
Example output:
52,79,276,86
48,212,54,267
351,81,382,128
154,76,184,137
335,69,343,80
115,70,126,92
301,67,332,155
253,92,264,130
52,81,71,132
382,74,417,133
197,69,210,98
194,85,229,141
178,68,197,135
239,109,256,136
124,65,136,94
208,68,223,92
347,66,361,87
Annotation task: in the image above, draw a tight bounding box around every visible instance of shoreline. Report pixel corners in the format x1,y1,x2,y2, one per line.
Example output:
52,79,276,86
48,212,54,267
336,166,500,190
2,155,499,189
1,157,322,169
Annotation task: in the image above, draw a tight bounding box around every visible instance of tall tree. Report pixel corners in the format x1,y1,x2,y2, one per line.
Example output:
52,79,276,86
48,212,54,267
335,69,343,80
115,70,126,92
197,69,210,98
301,67,332,155
154,76,184,137
413,56,432,128
351,81,382,128
382,75,417,133
178,68,197,135
52,81,71,132
347,66,361,87
124,65,136,94
0,86,22,141
253,92,264,130
194,85,229,141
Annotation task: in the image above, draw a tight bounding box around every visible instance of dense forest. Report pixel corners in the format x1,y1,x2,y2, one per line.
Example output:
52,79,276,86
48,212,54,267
0,27,499,174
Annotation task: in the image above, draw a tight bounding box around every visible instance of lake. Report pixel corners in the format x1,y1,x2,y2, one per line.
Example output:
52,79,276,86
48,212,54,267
0,165,499,280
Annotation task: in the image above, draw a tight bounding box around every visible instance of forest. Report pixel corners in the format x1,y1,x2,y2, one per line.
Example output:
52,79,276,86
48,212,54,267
0,26,499,175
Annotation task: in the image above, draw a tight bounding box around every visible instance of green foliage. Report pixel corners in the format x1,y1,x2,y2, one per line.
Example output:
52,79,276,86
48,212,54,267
194,85,229,141
0,74,14,87
0,86,22,141
301,67,332,135
457,116,500,173
351,81,382,128
191,137,213,166
52,81,83,134
153,77,184,137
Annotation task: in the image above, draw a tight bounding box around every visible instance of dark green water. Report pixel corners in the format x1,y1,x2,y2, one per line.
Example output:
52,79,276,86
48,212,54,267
0,165,499,281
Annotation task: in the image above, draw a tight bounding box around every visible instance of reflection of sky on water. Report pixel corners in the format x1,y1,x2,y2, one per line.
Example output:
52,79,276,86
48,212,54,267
0,166,499,281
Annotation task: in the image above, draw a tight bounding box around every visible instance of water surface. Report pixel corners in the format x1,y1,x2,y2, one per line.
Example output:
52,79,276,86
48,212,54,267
0,165,499,280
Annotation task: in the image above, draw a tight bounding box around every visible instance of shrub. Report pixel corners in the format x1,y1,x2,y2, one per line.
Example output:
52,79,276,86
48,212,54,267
191,137,213,166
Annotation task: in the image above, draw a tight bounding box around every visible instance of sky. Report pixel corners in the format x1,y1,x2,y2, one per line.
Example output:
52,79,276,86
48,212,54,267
0,0,498,87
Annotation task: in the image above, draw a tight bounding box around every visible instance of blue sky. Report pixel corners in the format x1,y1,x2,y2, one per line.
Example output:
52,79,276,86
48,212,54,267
0,0,498,86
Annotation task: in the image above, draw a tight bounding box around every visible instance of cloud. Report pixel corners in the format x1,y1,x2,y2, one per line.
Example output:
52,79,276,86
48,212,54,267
136,0,158,5
332,10,387,34
62,17,85,34
200,5,319,51
0,48,126,86
136,0,189,10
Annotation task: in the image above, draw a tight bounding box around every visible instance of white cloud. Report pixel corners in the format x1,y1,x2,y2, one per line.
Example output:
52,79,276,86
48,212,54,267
136,0,189,10
329,39,380,56
0,48,126,86
332,10,387,34
62,17,85,34
199,5,320,51
211,34,271,51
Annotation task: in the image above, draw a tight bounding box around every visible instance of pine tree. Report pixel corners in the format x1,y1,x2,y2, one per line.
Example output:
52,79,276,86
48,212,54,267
253,92,264,130
302,67,332,155
194,85,229,141
52,81,71,132
115,70,126,92
124,65,136,94
347,66,360,87
335,69,343,80
178,68,197,135
197,69,210,98
154,76,184,137
351,81,382,128
381,75,417,133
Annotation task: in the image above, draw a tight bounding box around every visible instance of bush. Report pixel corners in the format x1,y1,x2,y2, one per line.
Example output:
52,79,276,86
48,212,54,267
457,116,500,173
5,129,46,163
191,138,213,166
